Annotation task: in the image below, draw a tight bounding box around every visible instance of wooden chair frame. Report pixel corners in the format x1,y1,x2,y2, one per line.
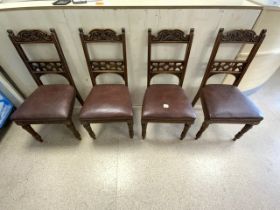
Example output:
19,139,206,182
192,28,267,140
79,28,133,139
8,29,83,142
141,28,195,140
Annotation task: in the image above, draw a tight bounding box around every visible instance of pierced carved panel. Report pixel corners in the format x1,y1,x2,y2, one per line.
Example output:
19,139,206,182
90,61,125,71
222,30,259,43
150,61,184,72
151,30,189,42
84,29,122,42
29,61,64,73
210,61,245,74
9,30,53,42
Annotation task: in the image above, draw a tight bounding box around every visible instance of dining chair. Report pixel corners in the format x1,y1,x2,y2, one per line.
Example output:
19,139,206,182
141,28,196,140
192,28,267,141
79,28,133,139
8,29,83,142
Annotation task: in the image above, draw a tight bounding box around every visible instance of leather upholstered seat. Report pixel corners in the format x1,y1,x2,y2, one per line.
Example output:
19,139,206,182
11,84,76,122
80,84,133,120
142,84,196,121
200,84,263,121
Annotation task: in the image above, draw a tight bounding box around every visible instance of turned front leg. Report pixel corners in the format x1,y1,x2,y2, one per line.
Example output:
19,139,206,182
82,122,96,140
180,123,191,140
127,121,134,138
141,122,147,139
233,124,253,141
195,121,209,140
21,124,43,142
66,120,81,140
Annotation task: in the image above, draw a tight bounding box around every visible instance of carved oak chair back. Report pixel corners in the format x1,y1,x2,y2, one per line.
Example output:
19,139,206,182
79,28,128,86
192,28,266,105
7,29,83,105
147,28,194,87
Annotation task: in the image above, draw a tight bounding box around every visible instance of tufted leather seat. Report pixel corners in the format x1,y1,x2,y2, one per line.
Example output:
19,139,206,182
80,84,133,121
200,84,263,121
11,84,75,122
142,84,196,121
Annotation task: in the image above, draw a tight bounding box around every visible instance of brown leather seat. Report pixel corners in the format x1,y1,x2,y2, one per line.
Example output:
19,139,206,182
142,84,196,121
11,84,75,122
80,84,133,120
201,84,263,121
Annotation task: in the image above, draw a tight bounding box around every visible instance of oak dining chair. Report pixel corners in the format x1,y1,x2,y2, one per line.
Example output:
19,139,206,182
192,28,267,141
141,28,196,140
8,29,83,142
79,28,133,139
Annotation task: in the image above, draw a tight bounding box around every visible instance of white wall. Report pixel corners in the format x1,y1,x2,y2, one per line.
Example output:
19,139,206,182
235,9,280,91
0,8,260,107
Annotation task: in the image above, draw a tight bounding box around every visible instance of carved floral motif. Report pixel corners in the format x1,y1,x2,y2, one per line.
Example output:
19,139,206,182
211,61,245,74
91,61,124,71
222,30,259,43
29,62,64,73
9,30,52,42
151,30,189,42
85,29,122,41
150,61,184,72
